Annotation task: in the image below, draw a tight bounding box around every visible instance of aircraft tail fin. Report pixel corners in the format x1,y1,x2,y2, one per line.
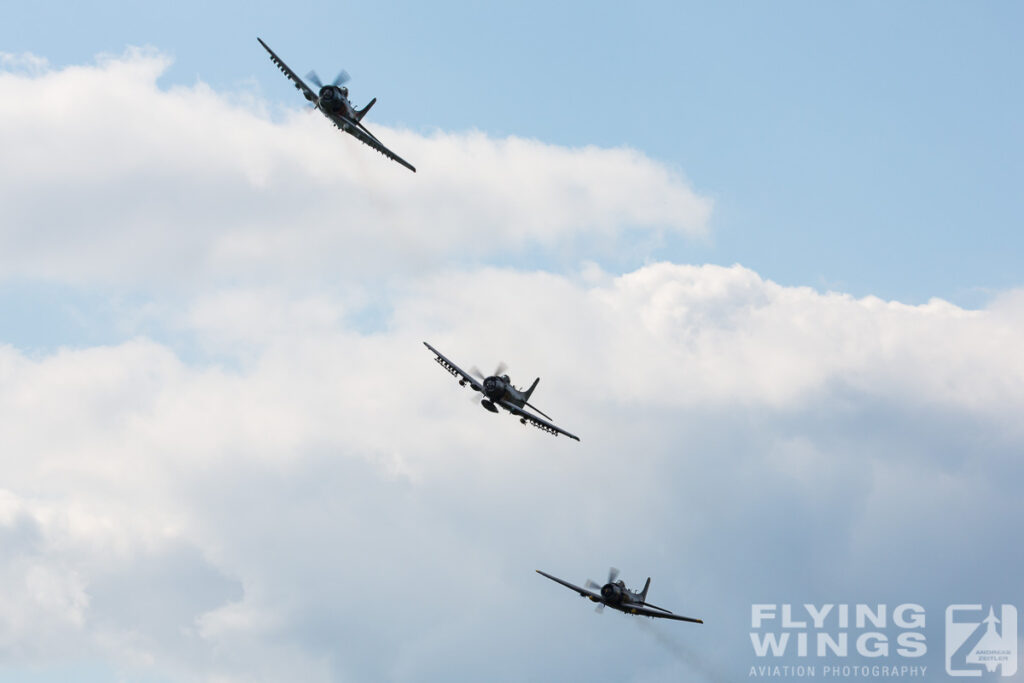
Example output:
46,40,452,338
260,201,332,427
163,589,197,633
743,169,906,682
640,577,651,603
524,377,540,401
355,97,376,121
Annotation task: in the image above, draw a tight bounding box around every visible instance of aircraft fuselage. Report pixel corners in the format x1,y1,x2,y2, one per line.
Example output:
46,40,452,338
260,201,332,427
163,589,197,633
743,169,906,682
316,85,355,120
599,581,642,608
482,375,526,408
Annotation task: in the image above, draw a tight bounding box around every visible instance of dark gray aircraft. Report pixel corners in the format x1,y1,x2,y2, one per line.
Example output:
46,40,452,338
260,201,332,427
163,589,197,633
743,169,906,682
536,568,703,623
258,37,416,172
423,342,580,441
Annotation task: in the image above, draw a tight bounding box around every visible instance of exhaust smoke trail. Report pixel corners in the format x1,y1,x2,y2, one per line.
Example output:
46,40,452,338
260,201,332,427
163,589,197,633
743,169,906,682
634,619,729,683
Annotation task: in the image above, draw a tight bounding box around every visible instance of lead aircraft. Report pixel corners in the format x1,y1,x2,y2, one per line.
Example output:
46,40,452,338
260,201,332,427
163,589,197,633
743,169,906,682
258,38,416,172
536,568,703,623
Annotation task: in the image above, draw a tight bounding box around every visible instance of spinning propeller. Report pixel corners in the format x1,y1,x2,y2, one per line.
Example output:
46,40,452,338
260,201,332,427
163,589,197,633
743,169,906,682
469,363,508,406
586,567,619,613
469,362,507,381
601,567,620,586
306,69,351,89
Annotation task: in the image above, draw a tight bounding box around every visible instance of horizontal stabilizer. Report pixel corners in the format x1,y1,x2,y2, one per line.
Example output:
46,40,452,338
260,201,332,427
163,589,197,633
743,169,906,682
524,401,552,421
642,601,673,614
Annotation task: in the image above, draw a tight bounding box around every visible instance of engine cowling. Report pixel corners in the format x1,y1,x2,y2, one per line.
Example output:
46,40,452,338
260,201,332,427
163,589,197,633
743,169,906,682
601,584,623,604
482,376,506,401
317,86,347,114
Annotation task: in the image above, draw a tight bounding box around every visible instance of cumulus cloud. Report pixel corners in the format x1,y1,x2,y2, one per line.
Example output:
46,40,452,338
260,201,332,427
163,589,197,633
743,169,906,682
0,52,49,74
2,263,1024,680
2,48,1021,683
0,49,710,288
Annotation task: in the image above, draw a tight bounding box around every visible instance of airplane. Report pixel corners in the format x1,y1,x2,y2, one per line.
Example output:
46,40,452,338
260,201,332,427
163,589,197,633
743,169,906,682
258,37,416,172
423,342,580,441
536,568,703,623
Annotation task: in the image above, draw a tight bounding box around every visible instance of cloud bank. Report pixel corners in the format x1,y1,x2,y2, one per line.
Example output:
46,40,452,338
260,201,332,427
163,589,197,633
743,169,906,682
1,49,1022,682
0,49,710,288
3,263,1024,681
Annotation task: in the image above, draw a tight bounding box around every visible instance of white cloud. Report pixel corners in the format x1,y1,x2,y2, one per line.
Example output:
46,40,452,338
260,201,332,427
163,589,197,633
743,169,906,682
0,52,49,74
0,49,711,288
2,264,1024,680
2,48,1022,683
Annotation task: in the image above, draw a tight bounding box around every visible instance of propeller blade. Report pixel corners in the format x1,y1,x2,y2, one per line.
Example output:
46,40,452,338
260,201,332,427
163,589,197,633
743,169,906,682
585,579,601,591
305,70,323,88
493,362,508,377
607,567,619,584
469,366,485,381
595,603,605,614
331,69,351,87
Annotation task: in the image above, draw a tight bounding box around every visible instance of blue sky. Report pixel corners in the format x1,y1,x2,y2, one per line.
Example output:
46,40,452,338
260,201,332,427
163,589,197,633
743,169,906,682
3,1,1021,306
2,3,1024,682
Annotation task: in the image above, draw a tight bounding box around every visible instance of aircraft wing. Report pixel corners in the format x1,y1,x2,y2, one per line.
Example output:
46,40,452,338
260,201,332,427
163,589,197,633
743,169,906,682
327,113,417,173
620,604,704,624
423,342,483,392
257,38,317,104
535,570,602,602
499,400,580,442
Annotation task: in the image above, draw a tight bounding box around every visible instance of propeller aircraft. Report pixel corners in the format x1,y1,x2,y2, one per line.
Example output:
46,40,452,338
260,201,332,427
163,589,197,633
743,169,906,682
258,37,416,172
536,568,703,623
423,342,580,441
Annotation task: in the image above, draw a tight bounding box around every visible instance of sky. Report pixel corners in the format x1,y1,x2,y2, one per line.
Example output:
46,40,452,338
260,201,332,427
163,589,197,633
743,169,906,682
0,2,1023,682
